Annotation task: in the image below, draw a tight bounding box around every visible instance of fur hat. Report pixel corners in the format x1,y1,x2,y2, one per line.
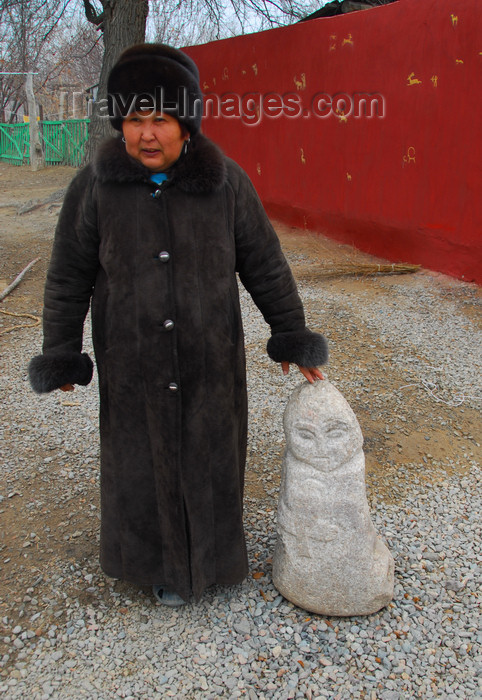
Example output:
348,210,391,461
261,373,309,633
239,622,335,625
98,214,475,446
107,43,203,134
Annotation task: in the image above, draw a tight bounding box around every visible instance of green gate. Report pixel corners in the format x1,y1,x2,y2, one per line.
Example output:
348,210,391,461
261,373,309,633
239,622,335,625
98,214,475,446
0,119,89,166
41,120,89,166
0,123,29,164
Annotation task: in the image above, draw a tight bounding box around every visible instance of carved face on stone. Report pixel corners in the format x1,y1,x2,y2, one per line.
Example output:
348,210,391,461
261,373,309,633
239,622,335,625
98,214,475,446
284,381,363,471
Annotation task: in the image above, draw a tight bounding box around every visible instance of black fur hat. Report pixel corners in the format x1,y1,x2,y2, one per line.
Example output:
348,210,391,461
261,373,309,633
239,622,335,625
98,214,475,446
107,43,203,134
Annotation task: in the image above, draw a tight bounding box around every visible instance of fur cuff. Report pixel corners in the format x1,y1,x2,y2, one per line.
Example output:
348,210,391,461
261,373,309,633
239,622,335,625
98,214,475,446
28,352,94,394
267,330,328,367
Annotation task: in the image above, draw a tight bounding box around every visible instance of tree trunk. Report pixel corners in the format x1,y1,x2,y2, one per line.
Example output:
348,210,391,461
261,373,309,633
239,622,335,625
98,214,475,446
83,0,149,164
25,72,44,171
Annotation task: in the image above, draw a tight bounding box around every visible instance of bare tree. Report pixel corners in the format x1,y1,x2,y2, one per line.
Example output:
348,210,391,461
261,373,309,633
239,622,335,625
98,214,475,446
148,0,322,45
82,0,149,162
37,20,103,119
0,0,72,122
173,0,322,36
148,0,220,46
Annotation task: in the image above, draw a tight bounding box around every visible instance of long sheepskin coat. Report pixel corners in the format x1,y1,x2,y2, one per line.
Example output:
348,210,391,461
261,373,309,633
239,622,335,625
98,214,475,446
29,133,328,602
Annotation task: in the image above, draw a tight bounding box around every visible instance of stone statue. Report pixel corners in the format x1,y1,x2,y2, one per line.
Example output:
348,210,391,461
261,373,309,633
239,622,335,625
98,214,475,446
273,380,394,616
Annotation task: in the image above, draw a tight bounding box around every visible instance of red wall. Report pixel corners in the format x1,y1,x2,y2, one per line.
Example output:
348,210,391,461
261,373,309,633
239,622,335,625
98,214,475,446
184,0,482,283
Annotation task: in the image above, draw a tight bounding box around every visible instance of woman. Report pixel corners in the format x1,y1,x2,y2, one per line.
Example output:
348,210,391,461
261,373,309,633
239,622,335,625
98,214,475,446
29,44,328,606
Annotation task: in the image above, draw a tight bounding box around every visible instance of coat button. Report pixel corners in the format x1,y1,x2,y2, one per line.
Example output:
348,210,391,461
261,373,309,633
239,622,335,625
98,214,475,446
168,382,178,392
163,319,175,330
153,189,162,198
158,251,170,262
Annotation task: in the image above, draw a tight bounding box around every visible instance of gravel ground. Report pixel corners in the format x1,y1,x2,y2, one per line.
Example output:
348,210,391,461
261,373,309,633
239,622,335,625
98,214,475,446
1,173,481,698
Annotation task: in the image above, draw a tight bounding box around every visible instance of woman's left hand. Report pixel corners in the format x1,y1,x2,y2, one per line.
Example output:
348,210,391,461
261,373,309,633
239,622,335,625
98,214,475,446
281,361,324,384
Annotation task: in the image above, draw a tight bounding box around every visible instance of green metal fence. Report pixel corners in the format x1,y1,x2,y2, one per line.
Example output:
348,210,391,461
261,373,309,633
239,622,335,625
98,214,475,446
0,120,89,166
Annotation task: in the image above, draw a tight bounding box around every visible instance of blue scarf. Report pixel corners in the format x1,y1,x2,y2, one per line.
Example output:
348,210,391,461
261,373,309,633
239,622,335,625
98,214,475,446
150,172,168,185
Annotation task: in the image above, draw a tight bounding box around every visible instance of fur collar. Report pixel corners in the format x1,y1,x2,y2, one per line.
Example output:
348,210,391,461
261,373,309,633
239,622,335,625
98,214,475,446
93,132,227,194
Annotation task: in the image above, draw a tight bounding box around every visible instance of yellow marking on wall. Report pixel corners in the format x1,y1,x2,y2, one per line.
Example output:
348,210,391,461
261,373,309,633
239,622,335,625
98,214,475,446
403,146,416,166
256,163,262,176
431,75,438,87
346,173,352,181
202,81,210,90
329,34,337,51
252,63,258,76
242,70,246,75
451,14,458,27
294,73,306,91
300,148,306,165
222,67,229,80
213,78,216,86
342,33,354,47
455,59,464,64
336,109,348,123
407,72,422,86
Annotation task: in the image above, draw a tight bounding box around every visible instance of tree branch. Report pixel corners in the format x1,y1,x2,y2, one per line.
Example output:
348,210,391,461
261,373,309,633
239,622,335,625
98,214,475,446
83,0,105,29
0,258,40,302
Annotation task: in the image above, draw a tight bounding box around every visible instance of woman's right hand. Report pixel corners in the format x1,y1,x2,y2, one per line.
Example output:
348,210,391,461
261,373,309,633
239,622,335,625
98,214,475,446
60,384,75,392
